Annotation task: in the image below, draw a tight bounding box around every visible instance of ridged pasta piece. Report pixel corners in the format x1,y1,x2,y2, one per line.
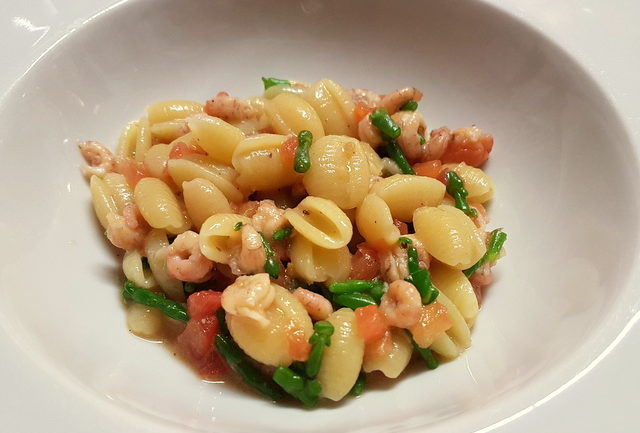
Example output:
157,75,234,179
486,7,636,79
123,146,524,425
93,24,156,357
264,93,324,139
360,140,384,176
187,113,245,165
301,78,356,136
145,229,184,301
126,303,163,340
116,121,139,158
303,135,371,209
355,194,400,248
150,119,188,144
89,175,118,229
134,177,191,235
143,144,172,179
122,250,156,289
102,173,134,213
226,284,313,367
362,328,413,378
182,178,232,230
232,134,301,191
371,174,445,222
318,308,365,401
284,196,353,249
167,158,244,203
429,261,479,326
413,205,486,269
443,162,495,203
289,236,351,283
135,116,152,162
199,213,251,263
146,99,203,124
430,292,472,359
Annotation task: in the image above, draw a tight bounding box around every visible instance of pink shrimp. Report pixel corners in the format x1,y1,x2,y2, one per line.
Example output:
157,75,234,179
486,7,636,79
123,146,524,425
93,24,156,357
204,92,262,122
381,87,423,115
392,111,427,162
251,200,287,237
379,280,423,328
228,224,267,276
379,235,430,282
348,88,382,110
357,116,384,148
105,204,148,251
423,127,452,161
293,288,334,321
440,125,493,167
166,231,214,283
78,141,115,178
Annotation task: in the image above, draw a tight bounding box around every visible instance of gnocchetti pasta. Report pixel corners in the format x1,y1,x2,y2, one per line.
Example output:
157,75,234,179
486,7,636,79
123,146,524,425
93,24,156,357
78,76,507,408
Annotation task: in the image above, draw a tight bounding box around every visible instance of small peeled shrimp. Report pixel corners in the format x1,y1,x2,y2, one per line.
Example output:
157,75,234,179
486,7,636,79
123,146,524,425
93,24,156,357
251,200,287,237
357,116,384,148
293,288,333,321
423,126,452,161
221,273,275,326
166,230,214,283
78,141,115,178
348,88,382,109
204,91,262,122
440,125,493,167
379,235,430,282
379,280,423,328
392,111,427,162
228,224,267,276
381,87,423,115
105,204,148,251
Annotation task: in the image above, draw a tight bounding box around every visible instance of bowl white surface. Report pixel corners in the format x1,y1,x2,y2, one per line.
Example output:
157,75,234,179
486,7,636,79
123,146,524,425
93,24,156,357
1,1,639,432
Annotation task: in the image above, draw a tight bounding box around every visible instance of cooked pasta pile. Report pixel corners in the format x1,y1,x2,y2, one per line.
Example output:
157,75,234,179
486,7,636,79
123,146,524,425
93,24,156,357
79,77,506,406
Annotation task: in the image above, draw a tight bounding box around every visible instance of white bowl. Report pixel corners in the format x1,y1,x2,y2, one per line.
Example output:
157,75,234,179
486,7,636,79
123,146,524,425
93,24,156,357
1,0,638,432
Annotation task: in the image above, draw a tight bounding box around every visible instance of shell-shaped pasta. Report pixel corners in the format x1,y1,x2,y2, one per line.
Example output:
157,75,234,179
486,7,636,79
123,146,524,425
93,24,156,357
226,284,313,367
144,144,172,178
301,78,356,136
232,134,301,191
150,119,188,144
371,174,445,222
264,93,324,139
146,99,203,124
429,261,479,326
289,235,351,283
318,308,365,401
134,177,191,235
356,194,400,248
167,158,244,203
182,178,232,229
199,213,251,263
145,229,184,301
116,121,139,158
102,173,134,213
443,162,495,203
303,135,371,209
135,116,152,162
284,196,352,249
362,328,412,378
126,303,163,340
89,175,118,229
187,114,245,165
430,292,472,359
122,250,156,289
413,205,486,269
360,140,384,176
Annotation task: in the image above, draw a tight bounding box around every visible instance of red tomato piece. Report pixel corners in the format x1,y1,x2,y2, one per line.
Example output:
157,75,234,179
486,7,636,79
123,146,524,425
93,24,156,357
355,305,389,344
413,160,443,179
440,127,493,167
349,243,380,281
187,290,223,320
177,315,226,380
279,135,298,166
287,329,311,362
354,102,374,124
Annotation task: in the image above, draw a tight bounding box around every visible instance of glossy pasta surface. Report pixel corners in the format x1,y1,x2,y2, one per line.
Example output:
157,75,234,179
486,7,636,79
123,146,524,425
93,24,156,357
78,76,505,408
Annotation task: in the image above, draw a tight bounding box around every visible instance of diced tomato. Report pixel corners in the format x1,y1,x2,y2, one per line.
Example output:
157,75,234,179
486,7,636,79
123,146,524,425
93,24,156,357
114,158,148,187
187,290,223,320
354,102,374,124
364,329,393,360
440,127,493,167
279,135,298,166
413,160,443,179
287,329,311,362
355,305,389,344
410,302,452,349
349,243,380,280
177,315,227,380
393,219,409,235
169,141,207,159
